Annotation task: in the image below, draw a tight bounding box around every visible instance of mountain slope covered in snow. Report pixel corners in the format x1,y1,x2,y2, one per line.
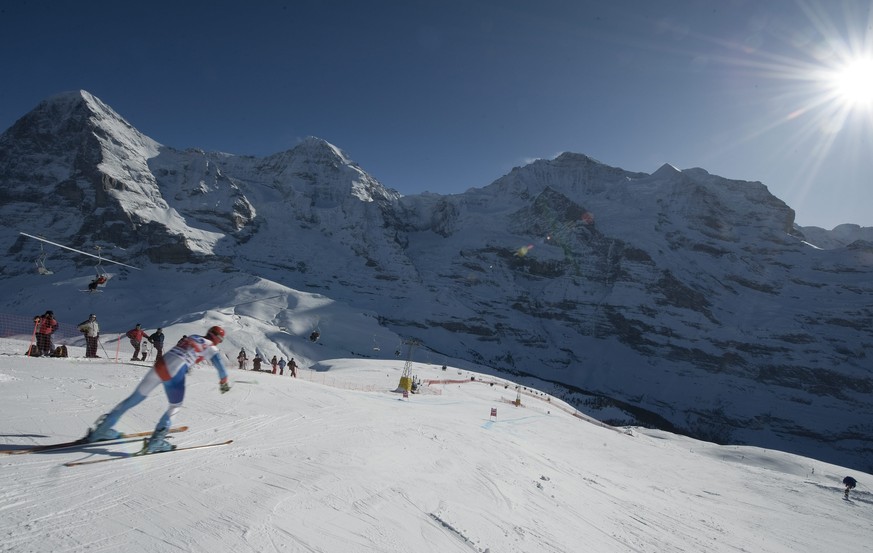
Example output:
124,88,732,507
1,90,871,472
1,339,871,553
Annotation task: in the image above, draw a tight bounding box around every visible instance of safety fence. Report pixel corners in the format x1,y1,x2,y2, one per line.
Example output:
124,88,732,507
237,366,389,393
0,312,164,362
426,373,620,431
0,312,85,355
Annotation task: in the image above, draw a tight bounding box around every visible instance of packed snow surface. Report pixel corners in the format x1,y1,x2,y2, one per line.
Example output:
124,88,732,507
1,338,870,553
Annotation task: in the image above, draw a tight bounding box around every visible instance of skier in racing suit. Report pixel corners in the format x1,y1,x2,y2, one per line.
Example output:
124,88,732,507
85,326,230,452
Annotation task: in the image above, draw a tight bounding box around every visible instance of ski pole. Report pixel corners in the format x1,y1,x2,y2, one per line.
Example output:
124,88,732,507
28,319,39,356
99,337,111,359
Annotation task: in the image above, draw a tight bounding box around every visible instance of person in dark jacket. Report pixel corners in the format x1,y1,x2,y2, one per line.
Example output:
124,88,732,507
844,476,858,499
148,328,165,360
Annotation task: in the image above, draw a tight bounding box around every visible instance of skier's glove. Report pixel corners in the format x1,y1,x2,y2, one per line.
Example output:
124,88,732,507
219,381,231,394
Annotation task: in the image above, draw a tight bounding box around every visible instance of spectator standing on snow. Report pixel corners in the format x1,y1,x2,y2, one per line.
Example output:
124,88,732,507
278,357,286,375
252,354,263,372
126,324,149,361
271,355,278,374
77,314,100,358
288,357,298,378
34,311,59,357
237,348,248,370
139,338,151,361
84,326,230,453
844,476,858,499
148,328,165,360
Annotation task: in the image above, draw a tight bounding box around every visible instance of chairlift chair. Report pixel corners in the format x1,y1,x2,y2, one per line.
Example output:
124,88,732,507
86,246,112,291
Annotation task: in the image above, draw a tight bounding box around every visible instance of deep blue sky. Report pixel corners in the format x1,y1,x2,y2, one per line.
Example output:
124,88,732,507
2,0,871,228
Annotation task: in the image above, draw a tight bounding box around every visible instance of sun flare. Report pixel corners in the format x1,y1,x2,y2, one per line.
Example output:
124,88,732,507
832,57,873,109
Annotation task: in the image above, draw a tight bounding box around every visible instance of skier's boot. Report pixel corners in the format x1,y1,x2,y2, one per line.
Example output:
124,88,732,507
85,414,122,442
143,427,175,453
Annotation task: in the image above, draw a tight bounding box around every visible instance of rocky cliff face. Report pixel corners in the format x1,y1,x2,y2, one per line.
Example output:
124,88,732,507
2,91,872,470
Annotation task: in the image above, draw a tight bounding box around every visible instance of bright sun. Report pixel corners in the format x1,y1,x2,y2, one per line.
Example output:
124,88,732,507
831,57,873,109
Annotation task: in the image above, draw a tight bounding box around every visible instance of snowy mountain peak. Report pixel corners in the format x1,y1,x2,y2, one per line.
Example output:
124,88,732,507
652,162,682,178
256,136,400,204
15,90,161,158
2,91,873,472
291,136,351,164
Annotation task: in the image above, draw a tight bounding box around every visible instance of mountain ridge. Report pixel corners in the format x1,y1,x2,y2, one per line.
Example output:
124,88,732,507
2,90,872,471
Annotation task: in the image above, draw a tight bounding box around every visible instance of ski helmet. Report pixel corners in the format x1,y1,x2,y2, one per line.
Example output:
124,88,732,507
206,325,225,344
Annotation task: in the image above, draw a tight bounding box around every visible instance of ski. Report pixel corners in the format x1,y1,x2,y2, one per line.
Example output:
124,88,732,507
63,439,233,467
0,426,189,455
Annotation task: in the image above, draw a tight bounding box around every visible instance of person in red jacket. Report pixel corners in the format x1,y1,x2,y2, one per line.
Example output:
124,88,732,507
34,311,59,357
126,323,149,361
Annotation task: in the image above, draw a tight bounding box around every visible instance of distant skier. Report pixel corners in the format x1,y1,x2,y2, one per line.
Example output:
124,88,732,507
278,357,286,375
237,348,248,370
271,355,278,374
85,326,230,453
843,476,858,499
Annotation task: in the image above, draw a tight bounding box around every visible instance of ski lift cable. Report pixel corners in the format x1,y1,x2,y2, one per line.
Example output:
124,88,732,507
19,232,141,271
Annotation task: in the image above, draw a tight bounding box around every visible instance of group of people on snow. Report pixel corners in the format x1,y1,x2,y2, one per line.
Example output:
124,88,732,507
125,323,164,361
237,348,297,377
29,311,295,377
72,317,165,361
26,309,302,456
27,310,170,361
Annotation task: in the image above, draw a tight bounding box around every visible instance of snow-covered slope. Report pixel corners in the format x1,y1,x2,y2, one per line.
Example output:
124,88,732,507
1,91,871,473
1,343,871,553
